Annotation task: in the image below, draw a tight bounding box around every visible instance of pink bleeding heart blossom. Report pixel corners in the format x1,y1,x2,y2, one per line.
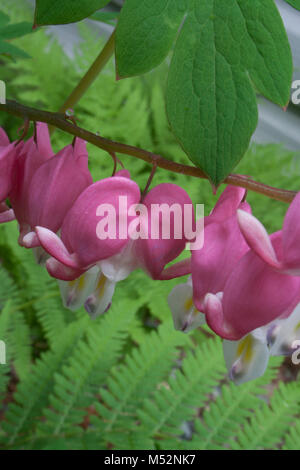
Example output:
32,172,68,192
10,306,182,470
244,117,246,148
204,193,300,340
0,127,18,223
9,123,92,248
36,174,141,281
98,181,196,288
191,186,251,312
86,181,196,316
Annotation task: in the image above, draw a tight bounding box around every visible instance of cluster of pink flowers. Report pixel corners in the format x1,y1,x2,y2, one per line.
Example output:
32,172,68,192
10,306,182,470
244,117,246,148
1,123,300,384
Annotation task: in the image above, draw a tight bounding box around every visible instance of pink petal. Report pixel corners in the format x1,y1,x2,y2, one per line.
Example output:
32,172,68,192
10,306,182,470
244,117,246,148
35,122,53,160
115,169,131,179
209,186,246,223
35,226,80,269
237,209,281,268
72,138,93,184
0,127,10,146
282,192,300,272
0,143,16,201
159,258,192,280
46,257,84,281
27,143,92,232
207,246,300,340
192,214,249,310
61,176,141,267
21,231,40,248
10,126,53,224
0,208,15,223
135,183,194,279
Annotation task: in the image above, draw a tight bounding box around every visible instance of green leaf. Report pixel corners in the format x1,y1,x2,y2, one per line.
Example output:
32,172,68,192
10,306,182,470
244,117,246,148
284,0,300,9
34,0,111,26
0,41,30,58
0,22,33,40
116,0,188,78
90,11,119,25
116,0,292,185
0,12,10,27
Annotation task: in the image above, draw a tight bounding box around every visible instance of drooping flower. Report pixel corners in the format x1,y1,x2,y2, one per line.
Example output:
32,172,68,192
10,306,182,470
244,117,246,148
44,179,196,318
100,182,195,281
10,124,93,248
9,122,53,236
191,185,251,312
203,193,300,340
36,174,141,281
85,182,196,317
23,139,92,248
204,232,300,340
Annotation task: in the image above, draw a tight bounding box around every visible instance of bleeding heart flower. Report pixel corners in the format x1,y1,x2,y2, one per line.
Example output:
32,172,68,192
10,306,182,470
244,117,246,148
204,232,300,340
54,181,195,317
191,186,251,312
20,137,93,248
36,174,141,281
100,182,195,282
9,122,53,232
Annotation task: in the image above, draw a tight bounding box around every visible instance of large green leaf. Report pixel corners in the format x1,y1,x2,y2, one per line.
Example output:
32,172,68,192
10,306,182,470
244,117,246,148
284,0,300,9
34,0,111,26
116,0,188,78
116,0,293,185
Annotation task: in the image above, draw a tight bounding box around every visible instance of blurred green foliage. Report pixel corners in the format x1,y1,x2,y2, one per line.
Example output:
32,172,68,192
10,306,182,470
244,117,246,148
0,0,300,451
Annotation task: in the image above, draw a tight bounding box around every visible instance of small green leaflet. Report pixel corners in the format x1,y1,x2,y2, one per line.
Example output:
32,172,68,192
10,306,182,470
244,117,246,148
0,12,10,27
284,0,300,9
0,19,32,59
34,0,111,26
0,22,33,40
116,0,293,186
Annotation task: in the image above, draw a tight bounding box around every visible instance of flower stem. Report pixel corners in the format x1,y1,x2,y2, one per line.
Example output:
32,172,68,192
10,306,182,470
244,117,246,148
0,99,297,204
49,30,115,134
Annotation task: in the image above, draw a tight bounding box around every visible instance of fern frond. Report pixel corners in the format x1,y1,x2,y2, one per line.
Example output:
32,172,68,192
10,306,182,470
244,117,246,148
184,357,283,450
135,338,225,448
231,382,299,450
0,317,89,447
36,299,140,436
7,310,31,380
283,417,300,450
0,301,12,402
92,321,189,438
